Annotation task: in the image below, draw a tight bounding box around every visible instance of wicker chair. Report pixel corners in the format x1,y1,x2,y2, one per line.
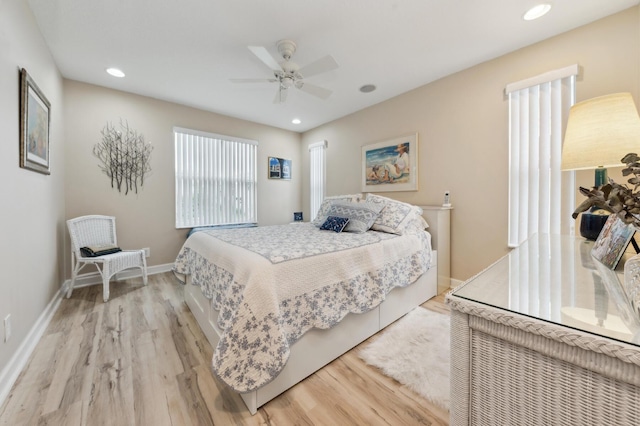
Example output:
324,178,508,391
67,215,148,302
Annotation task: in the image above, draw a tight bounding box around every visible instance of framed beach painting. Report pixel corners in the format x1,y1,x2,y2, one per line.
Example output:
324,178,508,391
19,68,51,175
362,133,418,192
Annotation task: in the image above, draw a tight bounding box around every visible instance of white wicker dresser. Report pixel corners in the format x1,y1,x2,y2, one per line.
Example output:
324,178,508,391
446,234,640,426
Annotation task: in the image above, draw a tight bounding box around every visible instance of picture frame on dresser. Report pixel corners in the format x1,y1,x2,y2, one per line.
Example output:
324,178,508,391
19,68,51,175
591,214,636,269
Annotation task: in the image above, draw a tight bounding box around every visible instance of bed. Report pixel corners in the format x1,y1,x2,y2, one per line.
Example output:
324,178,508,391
173,195,449,414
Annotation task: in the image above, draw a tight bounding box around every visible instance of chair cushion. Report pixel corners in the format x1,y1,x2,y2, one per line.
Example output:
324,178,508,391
80,245,122,257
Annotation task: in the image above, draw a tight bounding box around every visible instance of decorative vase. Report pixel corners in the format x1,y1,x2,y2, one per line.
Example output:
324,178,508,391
579,210,610,240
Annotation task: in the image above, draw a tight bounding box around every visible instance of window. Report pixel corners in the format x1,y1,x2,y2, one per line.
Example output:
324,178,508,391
506,65,578,247
174,127,257,228
309,140,327,221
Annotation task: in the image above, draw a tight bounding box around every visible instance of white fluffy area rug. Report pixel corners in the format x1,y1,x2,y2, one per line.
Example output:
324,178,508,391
359,307,450,410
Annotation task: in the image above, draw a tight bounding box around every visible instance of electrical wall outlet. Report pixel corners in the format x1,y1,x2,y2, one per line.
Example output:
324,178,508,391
4,314,11,343
143,247,150,258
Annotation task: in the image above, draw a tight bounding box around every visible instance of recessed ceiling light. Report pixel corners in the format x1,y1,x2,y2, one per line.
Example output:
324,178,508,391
360,84,376,93
523,4,551,21
106,67,125,78
292,118,301,124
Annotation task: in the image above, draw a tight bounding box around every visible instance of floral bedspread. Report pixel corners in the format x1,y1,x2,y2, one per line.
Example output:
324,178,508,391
173,223,432,392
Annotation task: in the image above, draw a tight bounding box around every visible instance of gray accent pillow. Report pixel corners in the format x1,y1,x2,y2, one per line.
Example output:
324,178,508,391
326,201,383,233
311,194,363,226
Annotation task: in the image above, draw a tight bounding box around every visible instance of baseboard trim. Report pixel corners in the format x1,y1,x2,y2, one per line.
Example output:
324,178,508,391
0,283,65,408
0,263,174,409
450,278,464,290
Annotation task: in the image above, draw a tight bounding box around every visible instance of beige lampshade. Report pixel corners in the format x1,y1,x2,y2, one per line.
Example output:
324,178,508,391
561,93,640,171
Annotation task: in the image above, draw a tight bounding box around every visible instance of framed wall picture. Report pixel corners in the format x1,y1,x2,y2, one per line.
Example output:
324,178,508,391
591,214,636,269
19,68,51,175
268,156,291,180
362,133,417,192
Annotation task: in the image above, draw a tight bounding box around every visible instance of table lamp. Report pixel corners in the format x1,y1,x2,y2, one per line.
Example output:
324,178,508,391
562,93,640,240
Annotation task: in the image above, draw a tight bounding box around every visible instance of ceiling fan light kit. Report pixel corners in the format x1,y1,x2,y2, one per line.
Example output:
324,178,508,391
232,39,338,104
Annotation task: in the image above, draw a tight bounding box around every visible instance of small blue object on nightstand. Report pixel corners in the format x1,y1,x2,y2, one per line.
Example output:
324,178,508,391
293,212,303,222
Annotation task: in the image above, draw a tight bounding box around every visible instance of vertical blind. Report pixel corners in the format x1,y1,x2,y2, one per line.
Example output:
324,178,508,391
506,64,578,248
509,236,567,323
309,140,327,221
174,127,257,228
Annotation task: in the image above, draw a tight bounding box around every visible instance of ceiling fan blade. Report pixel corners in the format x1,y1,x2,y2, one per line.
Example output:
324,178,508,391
297,82,332,99
248,46,283,72
298,55,338,78
273,86,288,104
230,78,278,83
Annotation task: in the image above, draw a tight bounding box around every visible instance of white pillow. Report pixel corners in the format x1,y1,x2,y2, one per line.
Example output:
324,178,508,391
311,194,363,226
402,214,430,234
365,193,428,235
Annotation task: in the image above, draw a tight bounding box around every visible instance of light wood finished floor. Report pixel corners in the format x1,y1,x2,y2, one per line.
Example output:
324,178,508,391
0,272,450,425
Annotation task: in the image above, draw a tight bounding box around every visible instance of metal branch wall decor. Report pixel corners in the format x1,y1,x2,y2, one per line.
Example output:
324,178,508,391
94,120,153,195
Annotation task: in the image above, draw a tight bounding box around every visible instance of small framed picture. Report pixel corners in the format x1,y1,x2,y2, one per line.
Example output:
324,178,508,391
268,156,291,180
591,214,636,269
19,68,51,175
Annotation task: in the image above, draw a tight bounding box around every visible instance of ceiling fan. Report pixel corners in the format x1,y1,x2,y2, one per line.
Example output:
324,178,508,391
231,39,339,104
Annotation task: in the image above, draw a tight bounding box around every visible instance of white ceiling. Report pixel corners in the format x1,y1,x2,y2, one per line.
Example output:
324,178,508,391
27,0,640,132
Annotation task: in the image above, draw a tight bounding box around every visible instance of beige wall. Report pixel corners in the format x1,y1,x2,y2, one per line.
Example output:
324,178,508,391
0,0,66,377
63,81,302,273
302,7,640,282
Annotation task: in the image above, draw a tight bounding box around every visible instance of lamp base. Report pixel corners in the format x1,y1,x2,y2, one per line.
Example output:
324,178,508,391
579,211,610,240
